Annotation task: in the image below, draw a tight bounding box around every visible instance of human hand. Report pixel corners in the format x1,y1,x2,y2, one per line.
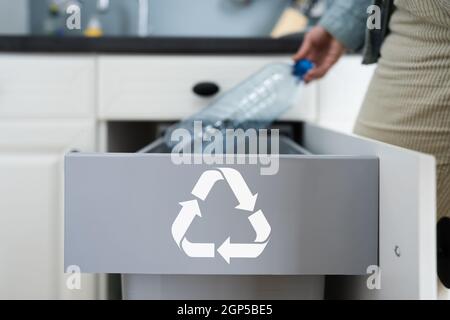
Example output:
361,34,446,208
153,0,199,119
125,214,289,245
293,26,346,83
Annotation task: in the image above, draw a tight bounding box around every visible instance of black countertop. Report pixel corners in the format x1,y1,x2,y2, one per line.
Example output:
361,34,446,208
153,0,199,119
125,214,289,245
0,36,302,55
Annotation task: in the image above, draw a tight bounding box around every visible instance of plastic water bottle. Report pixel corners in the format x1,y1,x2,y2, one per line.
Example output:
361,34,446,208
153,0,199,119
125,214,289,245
164,59,314,149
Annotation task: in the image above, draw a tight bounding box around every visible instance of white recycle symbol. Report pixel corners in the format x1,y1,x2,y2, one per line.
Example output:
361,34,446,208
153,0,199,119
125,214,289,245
171,168,271,264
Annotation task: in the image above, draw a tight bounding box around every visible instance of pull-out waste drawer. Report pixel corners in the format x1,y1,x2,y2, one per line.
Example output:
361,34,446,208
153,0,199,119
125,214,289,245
64,122,436,299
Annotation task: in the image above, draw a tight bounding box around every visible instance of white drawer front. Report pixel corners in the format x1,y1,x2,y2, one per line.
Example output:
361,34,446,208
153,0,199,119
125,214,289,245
0,54,95,118
98,55,317,121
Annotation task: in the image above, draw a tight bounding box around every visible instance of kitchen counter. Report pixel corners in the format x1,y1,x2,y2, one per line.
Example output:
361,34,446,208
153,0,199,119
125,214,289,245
0,36,302,54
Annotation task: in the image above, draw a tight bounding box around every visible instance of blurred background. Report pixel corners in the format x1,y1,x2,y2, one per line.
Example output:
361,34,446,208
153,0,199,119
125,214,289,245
0,0,327,38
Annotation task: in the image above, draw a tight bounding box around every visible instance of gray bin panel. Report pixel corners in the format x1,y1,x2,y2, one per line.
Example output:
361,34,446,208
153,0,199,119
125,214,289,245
122,274,326,300
65,137,378,275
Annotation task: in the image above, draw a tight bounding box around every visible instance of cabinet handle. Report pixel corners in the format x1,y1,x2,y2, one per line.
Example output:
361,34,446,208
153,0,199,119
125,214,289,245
192,82,220,97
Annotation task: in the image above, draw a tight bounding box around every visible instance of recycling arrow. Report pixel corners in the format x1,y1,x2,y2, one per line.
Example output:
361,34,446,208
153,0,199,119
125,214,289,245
191,170,223,201
248,210,271,243
171,167,271,263
219,168,258,212
181,238,215,258
171,200,201,247
217,237,268,264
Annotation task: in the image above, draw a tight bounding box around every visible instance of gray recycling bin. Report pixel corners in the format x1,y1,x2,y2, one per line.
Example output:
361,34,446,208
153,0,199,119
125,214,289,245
65,123,379,300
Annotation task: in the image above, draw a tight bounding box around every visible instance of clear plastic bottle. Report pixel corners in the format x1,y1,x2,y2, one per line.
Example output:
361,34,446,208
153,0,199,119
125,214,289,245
164,59,313,149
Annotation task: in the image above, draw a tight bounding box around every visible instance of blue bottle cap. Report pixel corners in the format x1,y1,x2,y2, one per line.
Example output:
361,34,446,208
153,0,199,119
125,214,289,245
293,59,314,79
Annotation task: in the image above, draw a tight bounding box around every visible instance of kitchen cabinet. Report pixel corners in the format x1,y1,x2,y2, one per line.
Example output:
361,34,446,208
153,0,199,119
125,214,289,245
0,54,99,299
0,55,95,119
97,55,318,122
0,120,98,299
97,55,378,133
303,124,437,299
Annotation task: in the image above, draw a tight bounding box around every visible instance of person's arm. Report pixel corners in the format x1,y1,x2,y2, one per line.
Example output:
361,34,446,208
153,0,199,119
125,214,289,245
319,0,372,52
293,0,372,82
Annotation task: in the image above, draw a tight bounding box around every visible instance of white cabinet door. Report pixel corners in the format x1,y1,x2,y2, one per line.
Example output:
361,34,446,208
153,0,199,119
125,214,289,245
0,54,95,119
317,56,376,133
303,124,437,299
0,120,98,299
98,55,318,122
